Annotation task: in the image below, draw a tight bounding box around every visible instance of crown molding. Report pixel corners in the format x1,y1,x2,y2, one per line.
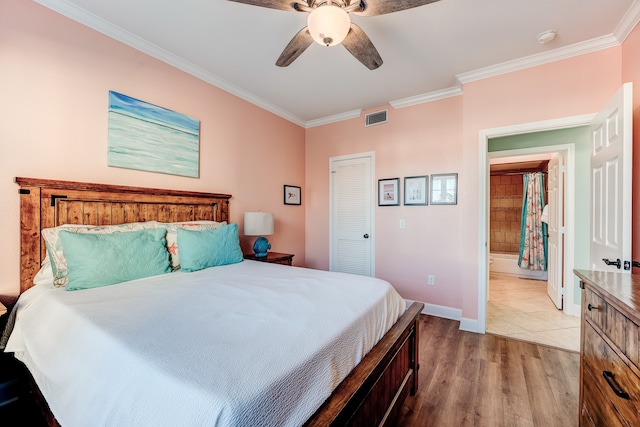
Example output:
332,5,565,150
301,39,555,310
33,0,307,127
615,0,640,41
457,34,621,86
389,86,463,110
308,86,464,127
305,109,363,128
33,0,640,128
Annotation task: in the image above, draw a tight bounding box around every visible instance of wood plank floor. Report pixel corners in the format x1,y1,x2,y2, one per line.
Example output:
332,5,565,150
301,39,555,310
397,315,580,427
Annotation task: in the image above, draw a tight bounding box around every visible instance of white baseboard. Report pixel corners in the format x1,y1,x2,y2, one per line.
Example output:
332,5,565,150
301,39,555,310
422,303,462,321
404,299,478,332
403,298,578,334
459,318,480,332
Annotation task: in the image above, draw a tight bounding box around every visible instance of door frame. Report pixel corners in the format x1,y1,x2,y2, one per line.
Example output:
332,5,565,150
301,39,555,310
477,114,594,333
329,151,376,276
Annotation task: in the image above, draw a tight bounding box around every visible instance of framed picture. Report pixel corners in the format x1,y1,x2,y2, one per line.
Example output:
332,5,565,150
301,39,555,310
378,178,400,206
107,91,200,178
430,173,458,205
284,185,301,205
404,176,428,206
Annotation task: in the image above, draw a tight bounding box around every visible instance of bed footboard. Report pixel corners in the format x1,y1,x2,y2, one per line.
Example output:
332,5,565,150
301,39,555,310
305,301,424,427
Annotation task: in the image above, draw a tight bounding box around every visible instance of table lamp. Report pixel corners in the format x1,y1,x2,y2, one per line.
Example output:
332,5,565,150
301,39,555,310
244,212,274,258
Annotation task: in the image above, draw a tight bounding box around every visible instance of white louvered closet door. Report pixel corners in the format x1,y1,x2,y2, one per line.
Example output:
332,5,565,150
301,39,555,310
330,153,374,276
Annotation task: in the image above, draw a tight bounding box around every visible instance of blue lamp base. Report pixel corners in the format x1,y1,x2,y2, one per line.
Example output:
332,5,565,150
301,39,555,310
253,236,272,258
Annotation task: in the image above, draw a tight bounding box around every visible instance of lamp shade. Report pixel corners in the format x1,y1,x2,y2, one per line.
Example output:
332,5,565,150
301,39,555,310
244,212,274,236
307,5,351,47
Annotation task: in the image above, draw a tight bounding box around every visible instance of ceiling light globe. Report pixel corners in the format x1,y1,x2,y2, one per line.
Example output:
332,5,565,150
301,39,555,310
307,5,351,47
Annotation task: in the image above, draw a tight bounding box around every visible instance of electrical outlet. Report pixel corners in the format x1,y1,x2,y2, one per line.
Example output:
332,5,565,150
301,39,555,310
428,275,435,285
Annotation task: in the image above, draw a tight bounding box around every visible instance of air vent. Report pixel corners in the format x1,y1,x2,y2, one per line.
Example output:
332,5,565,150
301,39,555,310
365,110,388,127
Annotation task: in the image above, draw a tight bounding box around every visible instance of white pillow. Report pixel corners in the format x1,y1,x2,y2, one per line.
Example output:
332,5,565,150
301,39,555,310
33,258,55,287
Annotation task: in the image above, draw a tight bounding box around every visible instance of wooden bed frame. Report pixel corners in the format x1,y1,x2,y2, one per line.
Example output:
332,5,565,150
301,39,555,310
15,177,423,427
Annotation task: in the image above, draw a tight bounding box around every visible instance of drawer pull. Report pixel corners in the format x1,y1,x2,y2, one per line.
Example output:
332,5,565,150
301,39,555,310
587,303,600,311
603,370,630,399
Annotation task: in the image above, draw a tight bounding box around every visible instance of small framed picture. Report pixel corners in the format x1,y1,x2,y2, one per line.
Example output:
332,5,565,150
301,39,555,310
430,173,458,205
284,185,302,205
404,176,429,206
284,185,301,205
378,178,400,206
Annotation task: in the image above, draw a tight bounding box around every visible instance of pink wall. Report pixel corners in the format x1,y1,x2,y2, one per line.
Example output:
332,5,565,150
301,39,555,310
306,46,625,321
0,0,305,300
305,98,464,309
622,23,640,263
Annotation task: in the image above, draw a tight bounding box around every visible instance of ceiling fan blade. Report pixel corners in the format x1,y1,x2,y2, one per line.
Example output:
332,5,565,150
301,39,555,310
341,24,383,70
353,0,440,17
227,0,299,12
276,27,314,67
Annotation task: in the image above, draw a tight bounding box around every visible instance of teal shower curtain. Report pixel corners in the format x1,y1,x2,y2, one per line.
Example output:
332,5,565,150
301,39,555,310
518,172,547,271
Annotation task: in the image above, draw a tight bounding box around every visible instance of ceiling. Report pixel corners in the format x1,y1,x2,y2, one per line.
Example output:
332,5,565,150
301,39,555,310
35,0,639,127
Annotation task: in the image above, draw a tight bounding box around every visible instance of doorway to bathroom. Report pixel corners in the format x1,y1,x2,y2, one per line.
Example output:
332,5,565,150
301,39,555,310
477,84,632,351
480,121,594,351
486,150,580,352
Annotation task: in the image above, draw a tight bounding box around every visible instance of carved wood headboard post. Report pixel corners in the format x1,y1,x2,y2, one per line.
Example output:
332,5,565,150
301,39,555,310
18,184,42,294
15,177,232,294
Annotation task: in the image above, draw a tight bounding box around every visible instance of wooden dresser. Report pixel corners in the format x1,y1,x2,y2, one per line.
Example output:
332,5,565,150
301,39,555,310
574,269,640,426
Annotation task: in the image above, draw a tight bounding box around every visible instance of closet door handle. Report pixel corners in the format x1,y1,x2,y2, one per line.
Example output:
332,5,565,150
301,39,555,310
603,371,630,399
602,258,621,269
363,234,369,239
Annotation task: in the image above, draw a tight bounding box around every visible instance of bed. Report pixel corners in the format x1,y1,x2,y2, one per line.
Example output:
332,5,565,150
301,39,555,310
7,177,423,426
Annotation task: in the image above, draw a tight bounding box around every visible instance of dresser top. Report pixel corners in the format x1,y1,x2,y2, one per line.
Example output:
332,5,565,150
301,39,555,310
574,269,640,318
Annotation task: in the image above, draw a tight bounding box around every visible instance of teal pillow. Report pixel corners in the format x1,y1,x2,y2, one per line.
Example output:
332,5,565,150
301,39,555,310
177,223,243,272
59,228,171,291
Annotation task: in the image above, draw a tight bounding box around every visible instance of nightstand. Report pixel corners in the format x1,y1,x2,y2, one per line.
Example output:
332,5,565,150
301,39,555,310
244,252,294,266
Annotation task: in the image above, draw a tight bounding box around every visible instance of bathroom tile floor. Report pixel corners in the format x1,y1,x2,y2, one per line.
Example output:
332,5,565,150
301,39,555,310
487,273,581,352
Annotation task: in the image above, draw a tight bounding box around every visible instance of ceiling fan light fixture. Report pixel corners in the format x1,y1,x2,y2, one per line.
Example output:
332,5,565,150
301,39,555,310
307,5,351,47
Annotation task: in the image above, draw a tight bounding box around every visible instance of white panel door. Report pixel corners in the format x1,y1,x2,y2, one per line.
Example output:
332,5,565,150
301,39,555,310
546,153,563,309
590,83,633,272
330,153,374,276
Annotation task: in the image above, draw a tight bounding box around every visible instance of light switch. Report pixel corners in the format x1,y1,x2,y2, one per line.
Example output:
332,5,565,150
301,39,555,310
400,219,406,229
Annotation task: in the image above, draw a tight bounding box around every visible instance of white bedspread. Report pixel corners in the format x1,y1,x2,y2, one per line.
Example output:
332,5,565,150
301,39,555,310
6,261,405,427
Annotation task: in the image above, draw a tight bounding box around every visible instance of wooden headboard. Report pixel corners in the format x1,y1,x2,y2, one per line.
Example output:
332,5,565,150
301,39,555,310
16,177,231,293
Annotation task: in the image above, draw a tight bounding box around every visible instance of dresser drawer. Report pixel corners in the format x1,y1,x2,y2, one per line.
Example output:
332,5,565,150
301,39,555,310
581,367,627,427
583,323,640,426
584,288,606,330
604,303,640,368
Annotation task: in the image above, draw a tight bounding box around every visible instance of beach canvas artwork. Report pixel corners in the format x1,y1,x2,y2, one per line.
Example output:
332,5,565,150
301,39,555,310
108,91,200,178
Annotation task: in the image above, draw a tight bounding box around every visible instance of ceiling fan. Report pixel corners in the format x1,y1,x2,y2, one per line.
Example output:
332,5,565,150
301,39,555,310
228,0,441,70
